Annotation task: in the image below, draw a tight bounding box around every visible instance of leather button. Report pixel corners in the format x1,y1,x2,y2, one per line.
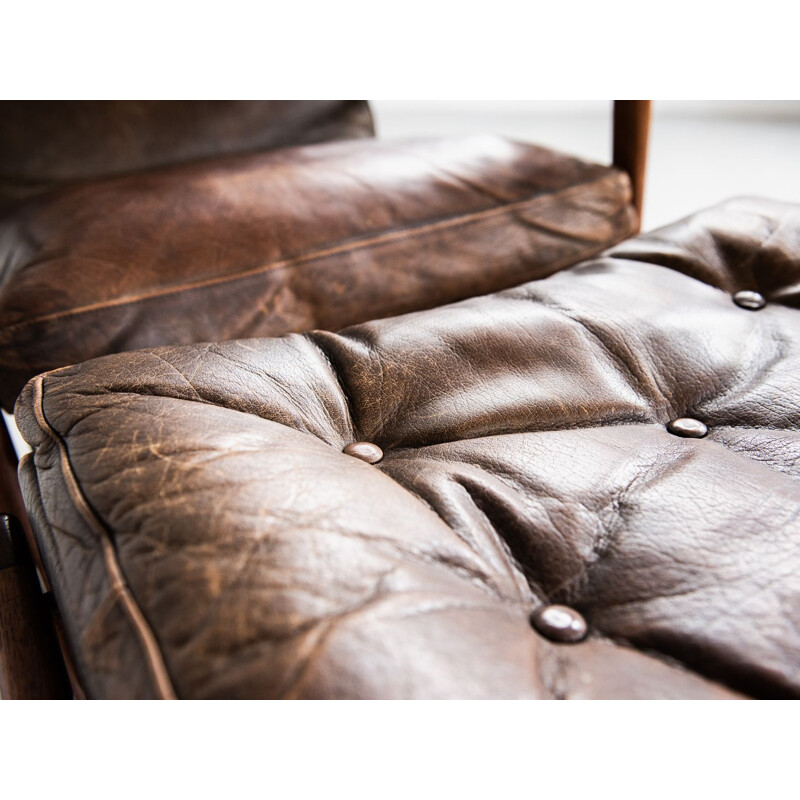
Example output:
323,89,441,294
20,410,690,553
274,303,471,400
667,417,708,438
343,442,383,464
733,290,766,310
530,604,588,643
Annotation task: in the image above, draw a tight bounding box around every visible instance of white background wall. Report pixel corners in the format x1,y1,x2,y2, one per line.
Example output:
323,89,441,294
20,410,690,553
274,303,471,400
373,101,800,231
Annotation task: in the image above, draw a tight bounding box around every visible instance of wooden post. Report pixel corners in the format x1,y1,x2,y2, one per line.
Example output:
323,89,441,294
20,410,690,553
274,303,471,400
613,100,652,228
0,419,71,699
0,514,72,698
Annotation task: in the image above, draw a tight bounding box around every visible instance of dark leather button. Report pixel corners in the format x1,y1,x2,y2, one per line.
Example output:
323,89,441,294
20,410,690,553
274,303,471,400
667,417,708,438
530,604,588,643
343,442,383,464
733,290,766,310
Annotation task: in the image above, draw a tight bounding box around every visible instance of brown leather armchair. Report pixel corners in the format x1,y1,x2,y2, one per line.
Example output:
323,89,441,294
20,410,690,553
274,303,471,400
22,102,798,699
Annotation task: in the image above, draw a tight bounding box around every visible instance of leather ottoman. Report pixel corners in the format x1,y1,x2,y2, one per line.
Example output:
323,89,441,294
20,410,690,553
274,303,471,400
15,196,800,699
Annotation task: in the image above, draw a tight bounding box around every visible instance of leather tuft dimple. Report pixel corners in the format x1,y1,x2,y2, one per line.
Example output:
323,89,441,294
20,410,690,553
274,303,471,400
343,442,383,464
733,290,766,310
531,605,588,644
667,418,708,438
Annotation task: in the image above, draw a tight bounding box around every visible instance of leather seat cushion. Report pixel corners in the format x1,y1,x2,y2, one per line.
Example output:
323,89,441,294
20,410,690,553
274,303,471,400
0,101,375,212
0,135,636,410
18,196,799,700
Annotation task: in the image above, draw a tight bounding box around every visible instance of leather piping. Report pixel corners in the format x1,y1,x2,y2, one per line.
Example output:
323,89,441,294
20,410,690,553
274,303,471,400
31,375,177,699
0,170,634,335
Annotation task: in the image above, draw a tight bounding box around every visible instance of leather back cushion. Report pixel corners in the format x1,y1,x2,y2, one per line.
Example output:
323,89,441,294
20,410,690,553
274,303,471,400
15,197,800,699
0,135,636,409
0,101,374,212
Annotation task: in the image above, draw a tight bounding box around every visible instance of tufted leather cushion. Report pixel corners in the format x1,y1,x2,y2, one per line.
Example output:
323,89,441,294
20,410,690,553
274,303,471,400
16,197,800,699
0,101,374,213
0,135,636,410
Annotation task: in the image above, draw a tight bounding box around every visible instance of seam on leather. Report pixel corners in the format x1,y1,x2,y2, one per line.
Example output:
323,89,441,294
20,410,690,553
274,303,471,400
0,170,634,336
31,375,177,700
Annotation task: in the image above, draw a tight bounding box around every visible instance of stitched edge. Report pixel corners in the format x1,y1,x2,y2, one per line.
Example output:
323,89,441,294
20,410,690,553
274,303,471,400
31,374,177,700
0,170,634,336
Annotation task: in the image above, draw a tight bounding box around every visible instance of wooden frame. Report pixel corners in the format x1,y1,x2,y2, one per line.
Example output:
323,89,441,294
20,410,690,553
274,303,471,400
0,511,71,698
0,419,71,698
612,100,652,225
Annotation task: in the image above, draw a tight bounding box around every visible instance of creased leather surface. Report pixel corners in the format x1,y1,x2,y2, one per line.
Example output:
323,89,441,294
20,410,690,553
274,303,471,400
0,101,374,212
0,135,636,410
17,197,800,700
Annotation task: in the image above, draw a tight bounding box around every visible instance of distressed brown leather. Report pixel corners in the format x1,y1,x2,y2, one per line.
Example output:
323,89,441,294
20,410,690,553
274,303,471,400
0,135,636,410
0,101,374,212
16,197,800,699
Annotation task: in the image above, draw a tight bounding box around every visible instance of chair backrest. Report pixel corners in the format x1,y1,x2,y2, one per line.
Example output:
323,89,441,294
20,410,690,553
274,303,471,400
1,100,649,220
0,100,374,213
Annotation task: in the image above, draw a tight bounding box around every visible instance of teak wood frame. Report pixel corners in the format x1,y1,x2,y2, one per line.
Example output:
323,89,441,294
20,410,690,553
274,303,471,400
0,100,652,700
613,100,651,224
0,421,72,698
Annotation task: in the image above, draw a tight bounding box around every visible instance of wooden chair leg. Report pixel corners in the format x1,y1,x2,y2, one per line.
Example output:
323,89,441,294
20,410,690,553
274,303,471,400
0,514,72,698
1,419,72,699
